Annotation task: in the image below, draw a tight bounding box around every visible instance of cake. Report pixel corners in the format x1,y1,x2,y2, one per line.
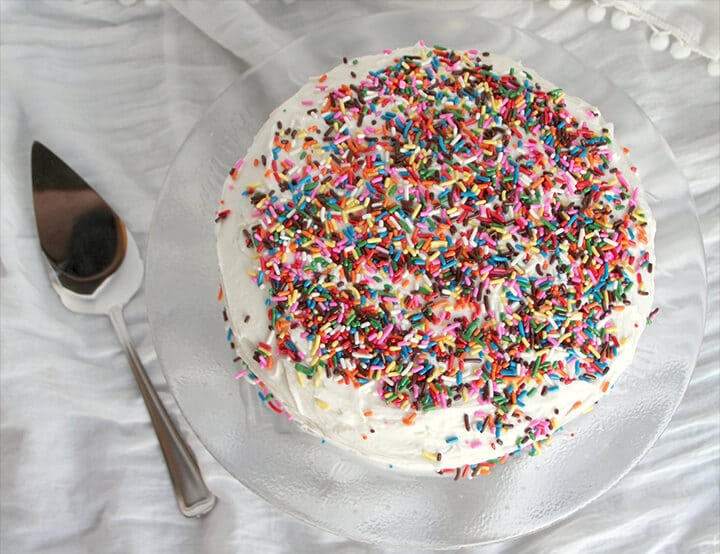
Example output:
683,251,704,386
215,44,656,476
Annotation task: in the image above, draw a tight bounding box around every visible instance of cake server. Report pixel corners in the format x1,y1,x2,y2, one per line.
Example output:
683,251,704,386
30,141,216,518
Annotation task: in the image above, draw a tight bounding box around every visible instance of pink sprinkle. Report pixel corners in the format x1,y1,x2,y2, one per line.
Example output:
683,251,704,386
234,370,248,379
234,158,244,169
301,100,314,106
383,48,392,54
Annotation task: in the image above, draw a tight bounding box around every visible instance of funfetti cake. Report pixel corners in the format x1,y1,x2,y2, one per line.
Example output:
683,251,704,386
215,43,656,477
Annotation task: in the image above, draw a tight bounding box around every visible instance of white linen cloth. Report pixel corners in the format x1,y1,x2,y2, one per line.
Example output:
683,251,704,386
1,1,718,552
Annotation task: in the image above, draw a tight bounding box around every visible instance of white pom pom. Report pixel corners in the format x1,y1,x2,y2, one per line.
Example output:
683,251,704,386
669,40,691,60
708,60,720,77
586,4,606,23
649,31,670,51
549,0,571,10
611,10,631,31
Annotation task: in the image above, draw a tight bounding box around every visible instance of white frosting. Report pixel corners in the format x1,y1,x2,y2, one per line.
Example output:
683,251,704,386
216,45,655,473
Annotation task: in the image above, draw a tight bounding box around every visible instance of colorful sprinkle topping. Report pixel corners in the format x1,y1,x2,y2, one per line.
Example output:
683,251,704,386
222,45,653,470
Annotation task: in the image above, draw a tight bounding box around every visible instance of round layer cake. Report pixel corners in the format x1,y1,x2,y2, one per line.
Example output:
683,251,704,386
215,44,656,475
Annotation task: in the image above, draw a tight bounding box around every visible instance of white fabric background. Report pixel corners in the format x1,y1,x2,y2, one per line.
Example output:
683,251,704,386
1,1,718,553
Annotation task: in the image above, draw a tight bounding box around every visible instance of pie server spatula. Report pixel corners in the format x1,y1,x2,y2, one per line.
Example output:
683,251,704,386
31,141,216,517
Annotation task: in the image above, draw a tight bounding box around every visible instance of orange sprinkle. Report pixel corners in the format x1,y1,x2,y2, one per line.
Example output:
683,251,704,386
253,158,259,167
363,410,373,417
402,412,417,425
571,401,582,411
318,73,328,83
601,381,610,393
217,285,223,302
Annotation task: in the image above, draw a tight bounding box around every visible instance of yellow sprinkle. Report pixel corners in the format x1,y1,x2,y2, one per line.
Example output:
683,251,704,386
315,399,329,410
422,450,437,461
296,371,306,388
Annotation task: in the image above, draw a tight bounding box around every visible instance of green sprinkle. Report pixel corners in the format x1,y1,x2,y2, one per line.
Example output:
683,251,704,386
295,363,316,376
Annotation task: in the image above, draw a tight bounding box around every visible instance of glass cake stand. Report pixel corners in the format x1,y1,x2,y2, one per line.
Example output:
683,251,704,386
146,10,706,548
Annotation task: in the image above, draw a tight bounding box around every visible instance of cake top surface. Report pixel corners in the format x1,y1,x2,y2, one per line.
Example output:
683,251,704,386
216,43,655,474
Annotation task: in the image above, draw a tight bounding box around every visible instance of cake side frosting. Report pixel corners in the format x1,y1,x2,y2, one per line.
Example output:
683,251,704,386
216,44,656,474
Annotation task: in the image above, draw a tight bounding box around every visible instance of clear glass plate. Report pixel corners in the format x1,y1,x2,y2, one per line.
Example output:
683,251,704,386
146,11,706,548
